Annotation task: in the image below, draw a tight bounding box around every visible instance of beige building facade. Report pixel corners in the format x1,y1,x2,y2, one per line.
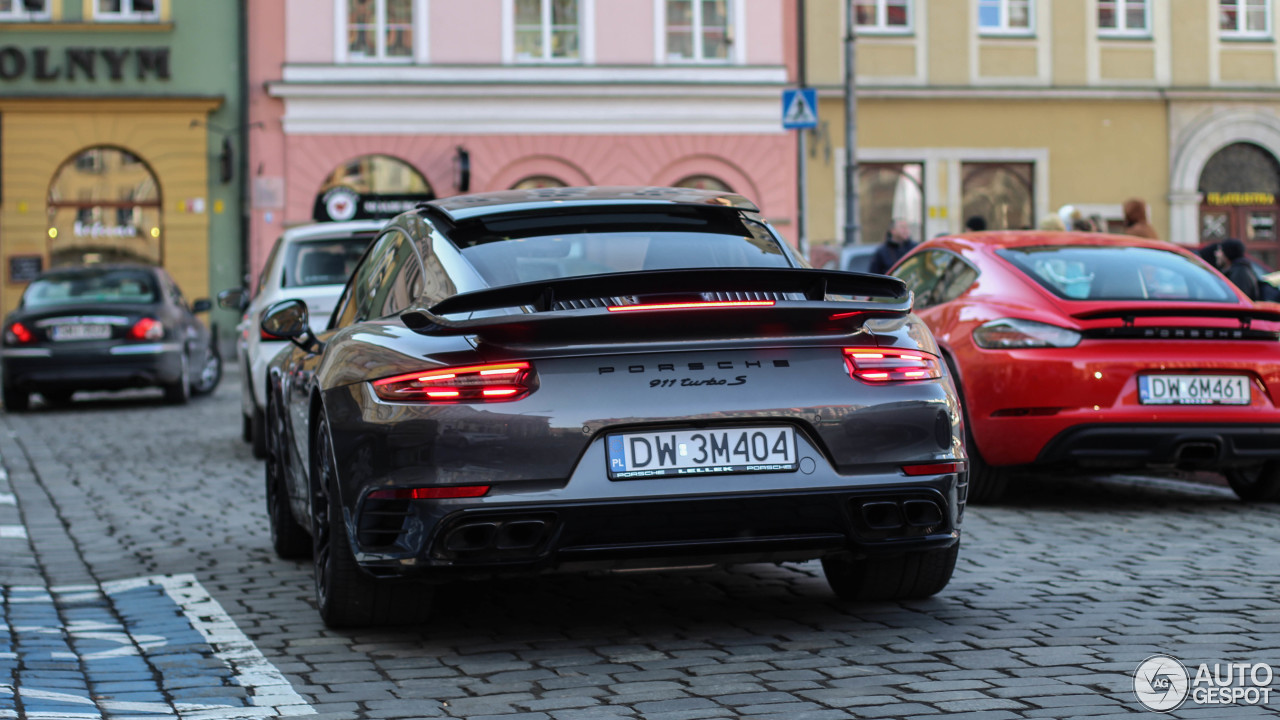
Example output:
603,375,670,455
805,0,1280,269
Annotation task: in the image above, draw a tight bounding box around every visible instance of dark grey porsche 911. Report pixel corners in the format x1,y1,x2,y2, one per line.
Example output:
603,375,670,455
261,187,967,627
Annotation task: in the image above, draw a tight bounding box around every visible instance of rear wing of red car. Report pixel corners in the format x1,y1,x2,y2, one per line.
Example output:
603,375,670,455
401,268,912,342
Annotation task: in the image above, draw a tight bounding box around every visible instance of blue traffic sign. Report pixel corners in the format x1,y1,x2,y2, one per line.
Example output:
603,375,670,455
782,88,818,129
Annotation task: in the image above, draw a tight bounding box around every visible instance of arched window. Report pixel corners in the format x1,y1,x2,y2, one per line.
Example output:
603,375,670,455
962,162,1034,231
860,163,924,244
675,174,732,192
1198,142,1280,267
511,175,568,190
47,147,162,267
321,154,432,196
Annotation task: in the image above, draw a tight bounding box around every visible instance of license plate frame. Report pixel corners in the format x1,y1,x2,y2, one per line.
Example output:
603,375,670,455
1137,374,1251,406
607,426,798,479
49,324,112,341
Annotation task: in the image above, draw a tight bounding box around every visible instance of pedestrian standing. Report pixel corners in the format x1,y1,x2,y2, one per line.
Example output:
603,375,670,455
965,215,987,232
1198,242,1227,272
1221,238,1260,300
868,218,917,274
1122,198,1159,239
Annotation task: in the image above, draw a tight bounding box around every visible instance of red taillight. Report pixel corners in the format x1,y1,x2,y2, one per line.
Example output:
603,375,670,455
372,361,534,403
128,318,164,340
607,300,775,312
6,322,34,345
367,485,490,500
901,461,965,476
844,348,941,383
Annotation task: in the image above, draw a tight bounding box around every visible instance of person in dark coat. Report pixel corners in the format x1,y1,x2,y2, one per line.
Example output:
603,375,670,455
965,215,987,232
868,218,917,275
1198,242,1226,272
1221,238,1260,300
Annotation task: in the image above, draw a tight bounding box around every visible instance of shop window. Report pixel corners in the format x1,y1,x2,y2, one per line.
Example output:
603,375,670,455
347,0,414,62
1099,0,1148,35
859,163,924,248
48,147,162,267
321,154,432,195
675,175,732,192
665,0,732,63
1220,0,1270,38
511,176,568,190
962,162,1034,231
978,0,1032,35
854,0,911,33
95,0,158,21
0,0,50,20
515,0,580,62
1198,142,1280,268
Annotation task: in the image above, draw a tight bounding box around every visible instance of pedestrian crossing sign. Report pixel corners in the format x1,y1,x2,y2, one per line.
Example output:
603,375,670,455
782,88,818,129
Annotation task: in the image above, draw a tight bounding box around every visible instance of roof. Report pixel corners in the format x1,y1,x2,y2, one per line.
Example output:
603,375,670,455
423,186,760,222
279,219,388,243
939,231,1188,253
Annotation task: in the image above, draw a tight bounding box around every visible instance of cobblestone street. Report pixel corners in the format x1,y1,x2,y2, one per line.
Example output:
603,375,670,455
2,371,1278,719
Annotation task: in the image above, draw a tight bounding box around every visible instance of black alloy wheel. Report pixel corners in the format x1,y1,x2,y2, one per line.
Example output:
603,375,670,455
311,413,431,627
1225,461,1280,502
2,382,29,413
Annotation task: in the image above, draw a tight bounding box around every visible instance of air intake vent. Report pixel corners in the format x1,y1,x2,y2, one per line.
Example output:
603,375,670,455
357,499,412,549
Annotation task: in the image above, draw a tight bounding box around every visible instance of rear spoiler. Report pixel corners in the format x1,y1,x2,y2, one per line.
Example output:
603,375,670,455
401,268,911,340
1071,306,1280,323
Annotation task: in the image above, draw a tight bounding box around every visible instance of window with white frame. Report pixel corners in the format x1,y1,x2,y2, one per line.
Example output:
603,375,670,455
347,0,414,62
1098,0,1148,35
0,0,50,20
977,0,1032,35
95,0,158,21
853,0,911,33
515,0,580,62
666,0,731,63
1220,0,1270,38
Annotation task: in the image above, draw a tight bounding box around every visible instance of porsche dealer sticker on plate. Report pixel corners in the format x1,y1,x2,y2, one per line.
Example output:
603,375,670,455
607,426,797,479
1138,374,1251,405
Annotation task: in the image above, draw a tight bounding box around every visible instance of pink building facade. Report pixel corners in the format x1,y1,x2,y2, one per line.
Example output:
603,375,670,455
247,0,799,276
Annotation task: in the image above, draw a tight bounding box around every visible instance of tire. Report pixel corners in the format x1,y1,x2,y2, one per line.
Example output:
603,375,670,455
163,352,191,405
191,344,222,396
266,397,311,559
944,355,1008,504
242,412,253,443
41,390,74,405
3,382,29,413
251,406,268,460
822,543,960,601
312,414,432,627
1225,461,1280,502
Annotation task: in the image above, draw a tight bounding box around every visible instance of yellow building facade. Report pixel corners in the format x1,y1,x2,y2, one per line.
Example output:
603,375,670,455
805,0,1280,269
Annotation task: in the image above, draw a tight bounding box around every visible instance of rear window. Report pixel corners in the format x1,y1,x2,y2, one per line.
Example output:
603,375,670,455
22,268,158,308
997,245,1238,303
283,236,375,288
450,208,792,286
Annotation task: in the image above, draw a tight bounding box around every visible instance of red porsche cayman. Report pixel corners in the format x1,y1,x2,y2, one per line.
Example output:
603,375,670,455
890,232,1280,503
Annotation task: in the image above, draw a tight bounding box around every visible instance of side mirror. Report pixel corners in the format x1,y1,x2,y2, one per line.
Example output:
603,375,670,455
262,299,322,352
192,298,213,314
217,288,248,311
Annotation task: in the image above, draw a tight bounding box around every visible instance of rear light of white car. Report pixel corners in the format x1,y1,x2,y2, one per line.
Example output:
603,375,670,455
128,318,164,340
372,361,535,403
972,318,1082,349
844,348,941,383
4,322,34,345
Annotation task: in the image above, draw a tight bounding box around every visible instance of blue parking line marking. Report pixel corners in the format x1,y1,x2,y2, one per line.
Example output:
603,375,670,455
0,575,314,719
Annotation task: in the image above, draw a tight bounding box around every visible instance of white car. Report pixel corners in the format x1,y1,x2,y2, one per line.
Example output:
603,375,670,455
218,220,383,457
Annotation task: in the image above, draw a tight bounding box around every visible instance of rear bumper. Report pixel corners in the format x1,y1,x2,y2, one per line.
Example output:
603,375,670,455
2,343,183,392
348,482,963,580
1036,423,1280,470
